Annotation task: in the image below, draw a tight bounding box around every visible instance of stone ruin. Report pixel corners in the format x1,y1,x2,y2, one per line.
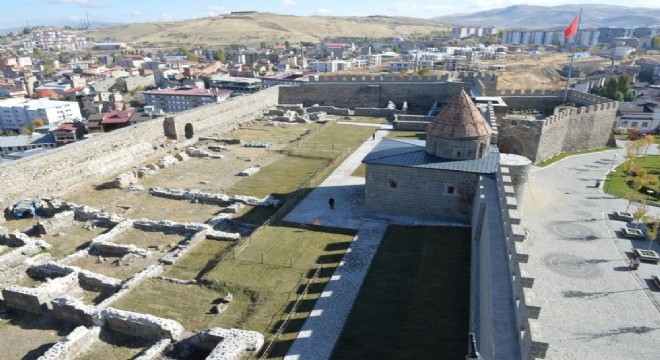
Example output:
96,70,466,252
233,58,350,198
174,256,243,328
264,104,328,124
0,199,266,359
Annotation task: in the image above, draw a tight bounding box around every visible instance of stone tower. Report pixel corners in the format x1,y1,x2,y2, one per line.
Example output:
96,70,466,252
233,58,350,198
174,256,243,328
426,88,492,160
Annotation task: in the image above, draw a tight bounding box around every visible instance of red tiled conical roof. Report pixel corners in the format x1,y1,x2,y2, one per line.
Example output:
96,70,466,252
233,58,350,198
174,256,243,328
426,88,492,138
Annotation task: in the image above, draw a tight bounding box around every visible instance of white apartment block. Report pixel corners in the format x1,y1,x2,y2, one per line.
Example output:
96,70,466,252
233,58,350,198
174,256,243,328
388,60,433,72
308,60,353,73
0,98,82,132
22,29,87,51
143,88,231,113
452,26,497,39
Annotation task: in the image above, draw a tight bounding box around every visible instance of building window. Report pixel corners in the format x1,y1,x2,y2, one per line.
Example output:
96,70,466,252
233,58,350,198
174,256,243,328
445,185,457,196
390,180,398,188
632,122,638,128
642,122,648,128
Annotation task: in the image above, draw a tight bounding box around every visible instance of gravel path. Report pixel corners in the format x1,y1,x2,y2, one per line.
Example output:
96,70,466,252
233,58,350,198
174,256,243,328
523,142,660,360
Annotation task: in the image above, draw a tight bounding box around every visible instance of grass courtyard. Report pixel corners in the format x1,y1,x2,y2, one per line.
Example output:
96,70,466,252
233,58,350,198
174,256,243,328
605,155,660,202
332,225,471,360
112,223,356,342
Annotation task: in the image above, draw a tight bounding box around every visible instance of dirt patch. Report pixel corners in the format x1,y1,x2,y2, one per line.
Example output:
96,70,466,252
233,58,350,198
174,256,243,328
76,328,153,360
39,222,109,260
113,229,188,251
0,312,76,360
69,252,159,280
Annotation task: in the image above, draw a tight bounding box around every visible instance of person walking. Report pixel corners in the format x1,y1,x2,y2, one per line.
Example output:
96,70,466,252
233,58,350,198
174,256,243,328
372,132,376,140
329,197,335,210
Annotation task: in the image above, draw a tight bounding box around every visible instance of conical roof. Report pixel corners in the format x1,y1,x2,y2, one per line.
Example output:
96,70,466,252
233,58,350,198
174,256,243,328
427,89,492,138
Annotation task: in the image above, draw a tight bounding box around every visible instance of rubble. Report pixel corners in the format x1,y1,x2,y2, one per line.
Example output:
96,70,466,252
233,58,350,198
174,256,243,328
113,172,138,189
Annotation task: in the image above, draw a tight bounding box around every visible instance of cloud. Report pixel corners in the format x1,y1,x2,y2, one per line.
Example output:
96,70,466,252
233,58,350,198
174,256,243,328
280,0,298,6
42,0,107,8
209,6,224,12
161,13,174,21
315,8,331,15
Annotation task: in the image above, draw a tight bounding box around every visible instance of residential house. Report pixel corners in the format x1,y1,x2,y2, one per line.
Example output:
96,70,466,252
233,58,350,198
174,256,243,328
52,121,85,145
615,100,660,133
0,133,57,158
203,75,261,94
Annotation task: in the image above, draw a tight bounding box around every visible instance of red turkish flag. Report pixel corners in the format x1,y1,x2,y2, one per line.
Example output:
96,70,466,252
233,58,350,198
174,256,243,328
564,15,579,39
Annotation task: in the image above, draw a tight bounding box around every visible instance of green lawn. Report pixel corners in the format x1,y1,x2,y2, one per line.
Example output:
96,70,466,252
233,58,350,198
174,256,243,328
113,223,356,353
332,225,471,360
386,130,426,140
351,163,366,177
343,116,390,125
605,155,660,201
536,147,617,167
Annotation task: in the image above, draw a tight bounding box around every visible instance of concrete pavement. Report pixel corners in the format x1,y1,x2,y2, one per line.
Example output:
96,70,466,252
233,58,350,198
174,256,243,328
523,142,660,360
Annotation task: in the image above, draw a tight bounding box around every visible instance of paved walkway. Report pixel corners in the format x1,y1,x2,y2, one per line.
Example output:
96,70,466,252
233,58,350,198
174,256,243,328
523,142,660,360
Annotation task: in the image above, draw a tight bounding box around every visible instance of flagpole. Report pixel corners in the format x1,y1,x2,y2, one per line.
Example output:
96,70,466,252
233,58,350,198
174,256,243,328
563,8,582,103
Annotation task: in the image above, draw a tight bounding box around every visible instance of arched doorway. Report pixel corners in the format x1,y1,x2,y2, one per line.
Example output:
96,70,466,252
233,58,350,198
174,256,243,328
184,123,194,139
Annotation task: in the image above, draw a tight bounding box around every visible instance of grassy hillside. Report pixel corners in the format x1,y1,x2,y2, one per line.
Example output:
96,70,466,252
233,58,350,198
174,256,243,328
84,13,450,49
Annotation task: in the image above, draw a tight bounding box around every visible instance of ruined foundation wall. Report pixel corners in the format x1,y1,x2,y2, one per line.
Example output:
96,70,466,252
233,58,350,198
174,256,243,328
0,88,281,214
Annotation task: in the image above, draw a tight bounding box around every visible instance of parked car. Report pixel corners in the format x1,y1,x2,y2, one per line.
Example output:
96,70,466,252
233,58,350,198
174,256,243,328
652,275,660,288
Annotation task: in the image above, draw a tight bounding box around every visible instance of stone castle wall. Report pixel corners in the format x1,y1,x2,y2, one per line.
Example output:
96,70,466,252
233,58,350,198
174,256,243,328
279,75,482,110
365,164,478,223
497,90,618,163
0,87,281,213
470,166,547,360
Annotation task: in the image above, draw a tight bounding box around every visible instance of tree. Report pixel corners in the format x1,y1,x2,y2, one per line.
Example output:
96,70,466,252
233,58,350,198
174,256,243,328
284,40,290,49
648,216,660,250
260,42,266,50
633,200,648,226
416,68,431,76
21,124,34,135
643,134,655,155
212,49,225,61
33,118,45,127
392,44,400,53
625,188,637,213
653,36,660,50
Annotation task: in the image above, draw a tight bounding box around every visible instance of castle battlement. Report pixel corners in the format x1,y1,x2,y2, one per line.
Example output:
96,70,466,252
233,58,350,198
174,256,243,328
312,71,497,84
470,164,548,359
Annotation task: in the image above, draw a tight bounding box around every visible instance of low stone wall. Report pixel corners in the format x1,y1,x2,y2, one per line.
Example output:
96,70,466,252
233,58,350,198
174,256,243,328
35,210,75,235
2,272,78,313
307,105,351,116
89,241,149,257
133,338,172,360
102,307,185,340
37,326,101,360
133,218,210,235
50,296,98,327
189,327,264,360
353,107,404,120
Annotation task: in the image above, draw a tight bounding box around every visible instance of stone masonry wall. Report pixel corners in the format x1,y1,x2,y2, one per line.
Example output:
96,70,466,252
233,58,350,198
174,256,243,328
0,87,281,213
167,86,280,141
469,167,548,359
497,90,618,163
279,82,470,110
365,164,478,224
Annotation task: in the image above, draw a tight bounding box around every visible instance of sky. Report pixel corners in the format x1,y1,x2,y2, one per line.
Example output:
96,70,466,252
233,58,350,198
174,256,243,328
2,0,658,29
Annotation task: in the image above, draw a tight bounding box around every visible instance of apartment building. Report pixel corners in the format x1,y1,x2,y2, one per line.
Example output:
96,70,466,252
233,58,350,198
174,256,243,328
143,87,231,113
0,98,82,132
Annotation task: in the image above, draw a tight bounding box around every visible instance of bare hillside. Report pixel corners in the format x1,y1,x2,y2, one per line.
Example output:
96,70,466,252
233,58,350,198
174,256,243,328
84,13,449,48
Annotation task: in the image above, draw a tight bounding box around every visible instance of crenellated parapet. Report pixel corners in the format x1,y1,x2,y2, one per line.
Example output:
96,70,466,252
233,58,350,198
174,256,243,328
310,71,497,84
469,158,547,359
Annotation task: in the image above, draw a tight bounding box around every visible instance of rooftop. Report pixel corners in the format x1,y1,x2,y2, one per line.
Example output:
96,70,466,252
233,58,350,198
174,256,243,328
362,138,499,174
143,87,232,97
427,89,493,139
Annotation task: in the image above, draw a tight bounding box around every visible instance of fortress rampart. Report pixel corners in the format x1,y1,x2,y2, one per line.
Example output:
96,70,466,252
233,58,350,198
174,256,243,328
0,87,280,213
497,90,617,163
470,165,547,359
280,72,497,110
